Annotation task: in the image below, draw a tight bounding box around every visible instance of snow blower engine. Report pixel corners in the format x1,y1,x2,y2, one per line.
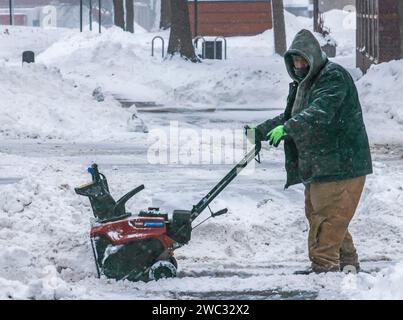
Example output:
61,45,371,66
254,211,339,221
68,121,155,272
75,142,261,282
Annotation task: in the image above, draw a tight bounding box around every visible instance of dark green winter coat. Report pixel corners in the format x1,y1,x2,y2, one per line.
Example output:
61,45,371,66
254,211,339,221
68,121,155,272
256,29,372,188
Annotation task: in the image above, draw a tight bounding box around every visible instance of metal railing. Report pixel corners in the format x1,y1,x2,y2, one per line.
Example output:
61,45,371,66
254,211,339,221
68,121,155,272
214,36,227,60
193,36,206,59
151,36,165,58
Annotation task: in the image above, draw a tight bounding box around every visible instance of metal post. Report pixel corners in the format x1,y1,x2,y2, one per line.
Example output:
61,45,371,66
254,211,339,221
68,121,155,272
193,36,206,59
89,0,93,31
80,0,83,32
313,0,319,32
151,36,165,58
194,0,198,37
98,0,102,33
9,0,13,25
214,36,227,60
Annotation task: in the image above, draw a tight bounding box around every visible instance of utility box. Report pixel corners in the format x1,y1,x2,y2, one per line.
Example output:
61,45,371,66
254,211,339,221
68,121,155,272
202,41,222,60
22,51,35,64
321,43,336,58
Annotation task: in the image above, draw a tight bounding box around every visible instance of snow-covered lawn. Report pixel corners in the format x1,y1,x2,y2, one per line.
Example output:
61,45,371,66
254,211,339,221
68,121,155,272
1,10,403,299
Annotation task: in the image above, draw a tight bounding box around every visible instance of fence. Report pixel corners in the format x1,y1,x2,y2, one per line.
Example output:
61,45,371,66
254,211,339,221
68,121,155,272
0,0,160,32
0,0,113,29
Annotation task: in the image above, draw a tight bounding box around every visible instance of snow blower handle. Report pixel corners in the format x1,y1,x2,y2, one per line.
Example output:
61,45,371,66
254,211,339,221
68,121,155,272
190,141,262,222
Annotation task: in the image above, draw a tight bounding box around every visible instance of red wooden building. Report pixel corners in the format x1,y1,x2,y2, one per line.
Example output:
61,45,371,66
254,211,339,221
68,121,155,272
0,14,25,25
356,0,403,72
188,0,273,37
0,0,59,26
1,0,79,6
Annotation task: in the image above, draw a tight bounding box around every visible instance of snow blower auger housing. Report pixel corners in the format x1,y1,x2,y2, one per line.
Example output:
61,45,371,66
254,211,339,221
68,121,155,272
75,142,261,282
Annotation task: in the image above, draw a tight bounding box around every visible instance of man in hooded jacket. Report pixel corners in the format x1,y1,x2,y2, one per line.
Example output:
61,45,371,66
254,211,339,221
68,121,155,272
246,29,372,274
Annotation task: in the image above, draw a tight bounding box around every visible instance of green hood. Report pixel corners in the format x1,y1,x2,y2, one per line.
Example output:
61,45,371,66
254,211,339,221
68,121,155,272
284,29,328,83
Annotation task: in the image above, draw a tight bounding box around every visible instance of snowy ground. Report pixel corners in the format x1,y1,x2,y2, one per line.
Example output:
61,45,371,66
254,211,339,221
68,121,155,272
1,10,403,299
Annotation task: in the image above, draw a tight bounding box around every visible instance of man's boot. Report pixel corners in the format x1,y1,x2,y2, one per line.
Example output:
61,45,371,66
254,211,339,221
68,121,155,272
340,262,360,274
293,267,315,275
294,263,340,275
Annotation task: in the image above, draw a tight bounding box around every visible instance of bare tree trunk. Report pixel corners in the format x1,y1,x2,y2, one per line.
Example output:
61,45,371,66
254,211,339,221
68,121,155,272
113,0,125,30
313,0,319,32
272,0,287,56
160,0,171,29
126,0,134,33
168,0,199,62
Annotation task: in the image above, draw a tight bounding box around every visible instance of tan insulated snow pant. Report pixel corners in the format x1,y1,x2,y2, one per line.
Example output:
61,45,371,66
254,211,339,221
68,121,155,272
304,176,366,271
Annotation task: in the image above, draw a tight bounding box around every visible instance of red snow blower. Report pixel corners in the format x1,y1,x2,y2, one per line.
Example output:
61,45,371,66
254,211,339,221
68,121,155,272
75,142,261,282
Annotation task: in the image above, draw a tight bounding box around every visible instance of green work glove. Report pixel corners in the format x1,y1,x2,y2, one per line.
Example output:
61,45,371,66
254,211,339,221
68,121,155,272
267,125,287,147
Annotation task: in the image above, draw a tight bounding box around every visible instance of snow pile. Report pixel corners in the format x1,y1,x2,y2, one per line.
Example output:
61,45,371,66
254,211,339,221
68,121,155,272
0,155,102,299
37,26,147,67
339,261,403,300
37,29,288,109
0,26,70,65
355,262,403,299
0,10,366,142
0,63,137,141
355,159,403,260
322,9,355,54
36,13,313,110
357,60,403,144
177,149,307,265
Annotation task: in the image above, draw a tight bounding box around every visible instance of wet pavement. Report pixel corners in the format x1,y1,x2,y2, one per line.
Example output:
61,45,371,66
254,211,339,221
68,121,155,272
169,289,318,300
0,177,22,185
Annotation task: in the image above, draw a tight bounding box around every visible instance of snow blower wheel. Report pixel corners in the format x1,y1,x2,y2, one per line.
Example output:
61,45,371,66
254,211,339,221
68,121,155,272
75,143,261,282
149,260,177,281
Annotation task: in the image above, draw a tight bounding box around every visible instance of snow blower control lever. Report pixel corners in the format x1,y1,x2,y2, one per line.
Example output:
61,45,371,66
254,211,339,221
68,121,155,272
75,142,262,282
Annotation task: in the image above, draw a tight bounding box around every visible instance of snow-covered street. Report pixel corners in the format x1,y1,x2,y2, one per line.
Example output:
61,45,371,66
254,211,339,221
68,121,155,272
1,131,402,299
1,9,403,300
